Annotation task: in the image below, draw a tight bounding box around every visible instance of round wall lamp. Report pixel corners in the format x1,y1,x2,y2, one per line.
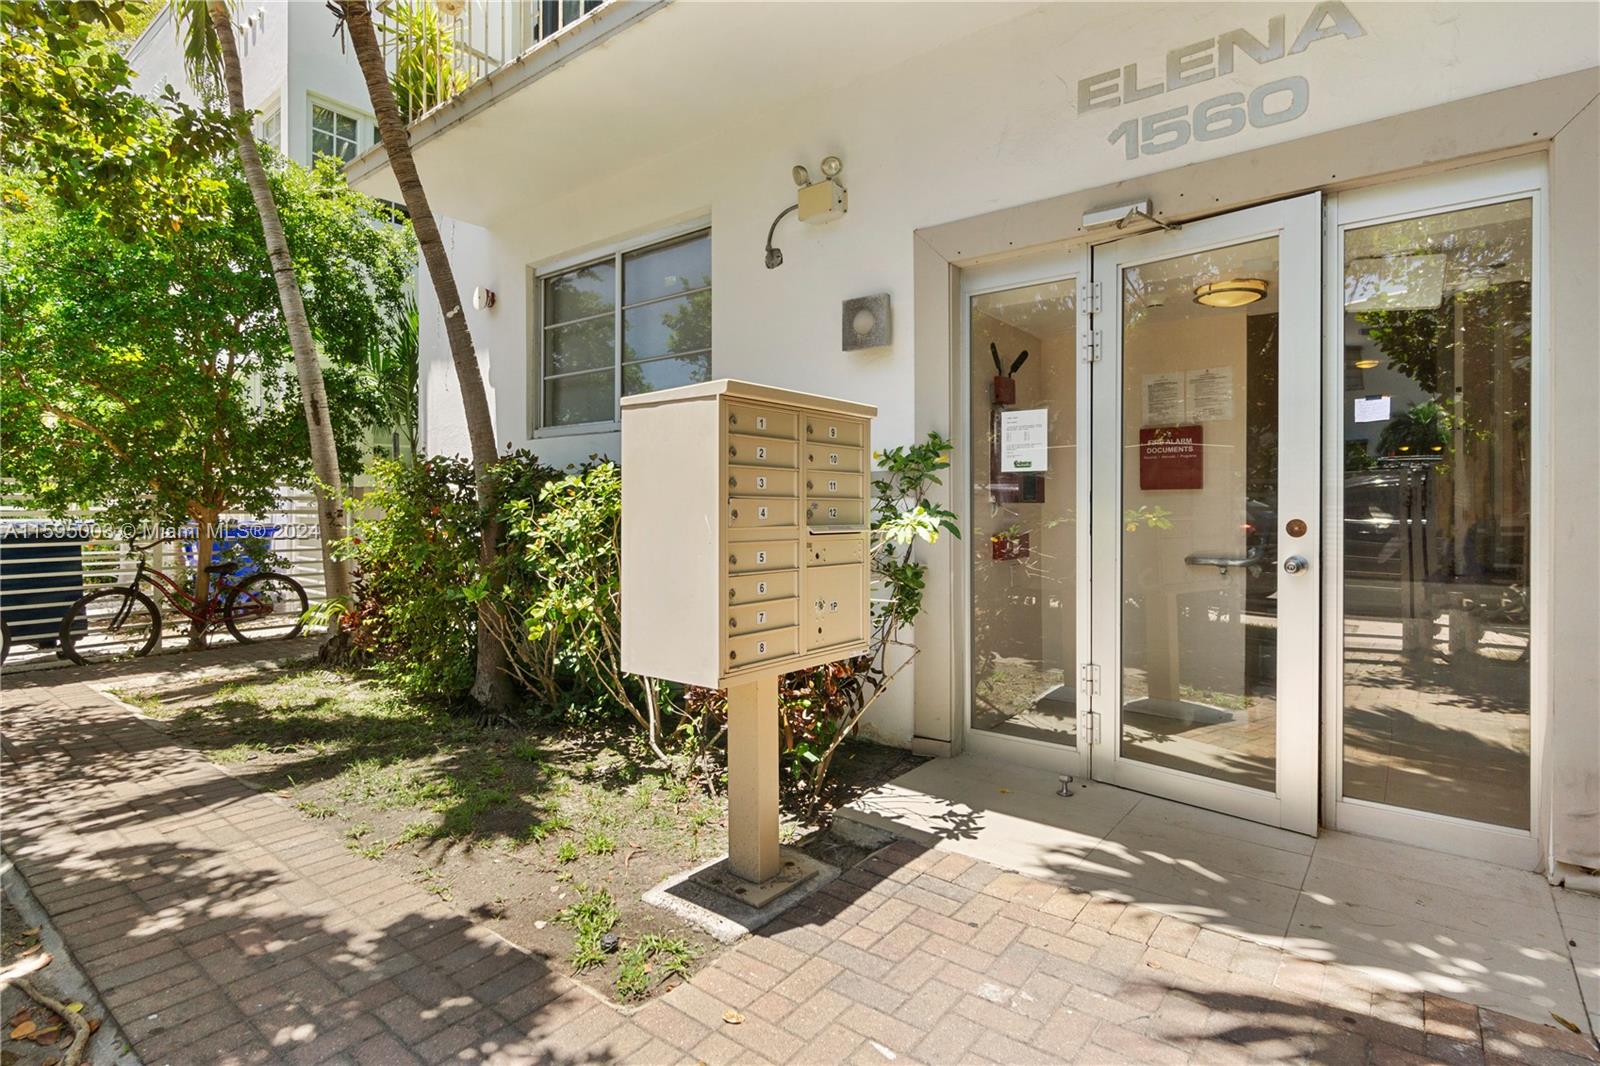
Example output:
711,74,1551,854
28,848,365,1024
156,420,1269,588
472,286,496,310
1193,278,1268,308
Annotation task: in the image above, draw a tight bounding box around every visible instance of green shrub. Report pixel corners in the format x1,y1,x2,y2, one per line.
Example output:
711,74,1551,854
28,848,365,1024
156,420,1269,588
341,451,559,703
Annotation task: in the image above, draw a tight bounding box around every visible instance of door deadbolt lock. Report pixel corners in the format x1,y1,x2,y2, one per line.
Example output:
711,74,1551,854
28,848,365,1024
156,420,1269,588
1283,555,1309,574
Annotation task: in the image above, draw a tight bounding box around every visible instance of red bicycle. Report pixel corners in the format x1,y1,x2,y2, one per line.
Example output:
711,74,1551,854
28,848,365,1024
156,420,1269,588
57,541,308,665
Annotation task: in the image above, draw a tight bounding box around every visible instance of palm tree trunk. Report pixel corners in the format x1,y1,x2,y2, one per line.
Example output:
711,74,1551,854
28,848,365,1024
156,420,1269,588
207,2,351,609
339,0,518,714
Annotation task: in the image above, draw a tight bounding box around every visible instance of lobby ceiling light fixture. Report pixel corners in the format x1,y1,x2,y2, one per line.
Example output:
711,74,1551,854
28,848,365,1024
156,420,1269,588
1194,278,1268,308
765,155,848,269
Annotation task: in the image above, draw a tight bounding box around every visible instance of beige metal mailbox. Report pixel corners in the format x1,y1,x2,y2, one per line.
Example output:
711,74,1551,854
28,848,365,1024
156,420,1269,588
621,379,876,888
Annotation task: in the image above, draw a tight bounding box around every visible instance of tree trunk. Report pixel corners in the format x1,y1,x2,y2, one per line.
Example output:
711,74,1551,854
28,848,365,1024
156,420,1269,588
208,2,351,610
190,510,216,649
340,0,518,714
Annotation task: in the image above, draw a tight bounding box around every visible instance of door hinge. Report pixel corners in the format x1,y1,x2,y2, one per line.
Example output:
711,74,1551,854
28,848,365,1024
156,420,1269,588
1079,329,1102,363
1079,662,1101,696
1080,280,1103,315
1080,709,1102,744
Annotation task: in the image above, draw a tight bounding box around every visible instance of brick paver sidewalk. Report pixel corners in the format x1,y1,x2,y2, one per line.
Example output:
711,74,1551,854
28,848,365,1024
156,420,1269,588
4,667,1597,1065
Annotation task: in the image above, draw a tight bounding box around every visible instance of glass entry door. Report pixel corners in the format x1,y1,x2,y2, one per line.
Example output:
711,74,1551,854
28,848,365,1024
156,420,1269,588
1089,195,1321,833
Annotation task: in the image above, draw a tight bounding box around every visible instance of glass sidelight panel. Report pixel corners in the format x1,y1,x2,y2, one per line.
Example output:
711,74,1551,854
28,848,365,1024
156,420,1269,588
1119,238,1280,790
1340,199,1533,829
969,280,1078,745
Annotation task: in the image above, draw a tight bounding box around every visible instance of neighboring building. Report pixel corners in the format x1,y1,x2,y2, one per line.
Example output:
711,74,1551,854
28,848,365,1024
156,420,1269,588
128,2,381,168
349,1,1599,883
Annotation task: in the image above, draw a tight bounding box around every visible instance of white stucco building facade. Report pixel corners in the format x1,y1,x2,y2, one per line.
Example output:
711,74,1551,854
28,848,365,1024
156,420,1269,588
347,2,1597,885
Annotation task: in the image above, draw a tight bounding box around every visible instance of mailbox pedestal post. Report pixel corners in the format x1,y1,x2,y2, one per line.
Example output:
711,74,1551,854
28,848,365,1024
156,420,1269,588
725,673,782,883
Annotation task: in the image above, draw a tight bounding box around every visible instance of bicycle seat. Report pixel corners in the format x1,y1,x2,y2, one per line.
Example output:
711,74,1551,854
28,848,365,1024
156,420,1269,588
209,561,242,575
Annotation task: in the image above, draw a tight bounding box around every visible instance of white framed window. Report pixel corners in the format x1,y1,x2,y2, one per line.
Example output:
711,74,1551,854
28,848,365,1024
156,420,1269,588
253,106,281,152
310,101,362,162
536,228,711,430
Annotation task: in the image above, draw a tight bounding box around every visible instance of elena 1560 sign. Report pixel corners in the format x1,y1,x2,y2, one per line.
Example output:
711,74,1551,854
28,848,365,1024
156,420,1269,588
1078,1,1367,161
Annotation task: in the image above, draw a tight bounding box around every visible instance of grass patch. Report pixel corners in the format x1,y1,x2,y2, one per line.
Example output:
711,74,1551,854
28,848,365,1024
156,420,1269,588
615,935,698,1002
582,831,616,857
294,800,337,820
555,841,578,864
556,886,618,972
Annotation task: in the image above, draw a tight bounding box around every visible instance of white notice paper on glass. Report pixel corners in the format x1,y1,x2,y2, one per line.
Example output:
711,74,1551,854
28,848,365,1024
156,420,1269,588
1354,395,1392,423
1186,367,1234,422
1000,408,1049,472
1142,372,1186,425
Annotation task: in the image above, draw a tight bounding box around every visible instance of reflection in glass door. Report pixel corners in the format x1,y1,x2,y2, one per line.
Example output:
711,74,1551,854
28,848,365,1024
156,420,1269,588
1117,237,1282,792
1091,195,1321,833
1329,161,1540,862
967,275,1082,754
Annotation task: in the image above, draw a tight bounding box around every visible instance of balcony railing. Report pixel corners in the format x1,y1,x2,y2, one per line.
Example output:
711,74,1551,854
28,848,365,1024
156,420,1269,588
377,0,607,122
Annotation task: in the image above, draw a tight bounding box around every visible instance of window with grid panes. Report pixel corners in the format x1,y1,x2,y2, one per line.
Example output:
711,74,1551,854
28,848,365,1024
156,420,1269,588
539,229,710,428
310,103,361,162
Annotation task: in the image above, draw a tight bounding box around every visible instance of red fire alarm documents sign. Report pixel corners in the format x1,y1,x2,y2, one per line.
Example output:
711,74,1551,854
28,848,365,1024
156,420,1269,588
1140,425,1203,490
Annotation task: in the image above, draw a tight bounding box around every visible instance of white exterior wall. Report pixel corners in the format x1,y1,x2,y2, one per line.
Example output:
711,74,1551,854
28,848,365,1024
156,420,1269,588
401,2,1597,748
126,1,373,169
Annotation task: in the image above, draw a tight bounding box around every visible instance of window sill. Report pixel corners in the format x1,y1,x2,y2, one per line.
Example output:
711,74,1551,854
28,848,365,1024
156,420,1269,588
532,421,622,440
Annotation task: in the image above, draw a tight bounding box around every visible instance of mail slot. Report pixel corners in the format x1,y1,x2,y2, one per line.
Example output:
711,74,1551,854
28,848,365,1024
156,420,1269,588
728,466,798,497
728,569,797,605
727,403,797,440
805,443,863,473
729,435,798,468
807,533,866,566
728,497,798,529
805,471,863,498
804,564,866,651
727,626,798,668
728,598,797,633
805,418,863,447
806,498,865,528
728,540,798,574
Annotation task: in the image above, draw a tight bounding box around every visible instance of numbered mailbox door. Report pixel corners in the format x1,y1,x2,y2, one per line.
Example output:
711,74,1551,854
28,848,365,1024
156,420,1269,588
805,564,866,651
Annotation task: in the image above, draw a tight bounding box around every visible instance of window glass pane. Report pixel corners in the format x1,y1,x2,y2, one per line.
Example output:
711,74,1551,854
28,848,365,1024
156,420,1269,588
312,105,333,133
969,279,1078,747
544,262,615,324
311,130,335,158
622,353,711,397
623,292,710,362
1118,238,1280,791
1340,198,1533,829
544,318,614,375
544,370,614,426
337,112,357,141
624,232,710,305
332,137,356,162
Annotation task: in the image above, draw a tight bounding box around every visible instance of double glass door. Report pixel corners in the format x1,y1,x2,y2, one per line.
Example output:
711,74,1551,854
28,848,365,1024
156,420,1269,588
966,195,1322,834
968,168,1540,857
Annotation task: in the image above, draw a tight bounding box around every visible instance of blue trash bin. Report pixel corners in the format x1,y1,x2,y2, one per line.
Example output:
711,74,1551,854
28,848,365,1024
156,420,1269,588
179,522,281,583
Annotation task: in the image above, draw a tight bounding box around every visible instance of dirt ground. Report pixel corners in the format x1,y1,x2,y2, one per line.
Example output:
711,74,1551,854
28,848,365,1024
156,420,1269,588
109,663,921,1004
0,894,123,1066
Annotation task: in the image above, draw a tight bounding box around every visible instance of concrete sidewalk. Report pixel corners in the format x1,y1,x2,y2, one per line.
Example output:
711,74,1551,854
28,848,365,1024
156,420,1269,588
3,660,1597,1064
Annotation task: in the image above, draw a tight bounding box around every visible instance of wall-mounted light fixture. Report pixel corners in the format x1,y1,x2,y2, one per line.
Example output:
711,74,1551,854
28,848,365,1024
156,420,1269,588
765,155,848,269
472,286,496,310
842,293,891,350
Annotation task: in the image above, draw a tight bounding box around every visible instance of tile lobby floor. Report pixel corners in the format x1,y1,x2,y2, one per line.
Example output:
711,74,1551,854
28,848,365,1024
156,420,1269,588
840,754,1599,1040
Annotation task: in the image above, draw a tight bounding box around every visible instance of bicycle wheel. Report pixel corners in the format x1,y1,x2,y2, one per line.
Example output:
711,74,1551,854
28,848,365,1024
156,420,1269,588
223,572,308,643
59,587,162,666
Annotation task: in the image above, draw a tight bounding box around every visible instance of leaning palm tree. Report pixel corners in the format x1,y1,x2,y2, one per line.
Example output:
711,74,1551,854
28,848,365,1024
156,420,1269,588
174,0,352,608
335,0,518,714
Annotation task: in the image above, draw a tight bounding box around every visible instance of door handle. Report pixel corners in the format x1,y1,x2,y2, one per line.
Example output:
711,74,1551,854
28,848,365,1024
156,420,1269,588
1184,547,1262,576
1283,555,1309,574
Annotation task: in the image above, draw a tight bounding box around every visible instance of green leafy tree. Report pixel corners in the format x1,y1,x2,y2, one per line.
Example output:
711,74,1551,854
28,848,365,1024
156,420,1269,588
0,1,231,232
1,157,414,641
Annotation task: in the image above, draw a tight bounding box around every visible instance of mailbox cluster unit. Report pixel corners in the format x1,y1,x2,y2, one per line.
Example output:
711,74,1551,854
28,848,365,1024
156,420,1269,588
620,380,877,689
